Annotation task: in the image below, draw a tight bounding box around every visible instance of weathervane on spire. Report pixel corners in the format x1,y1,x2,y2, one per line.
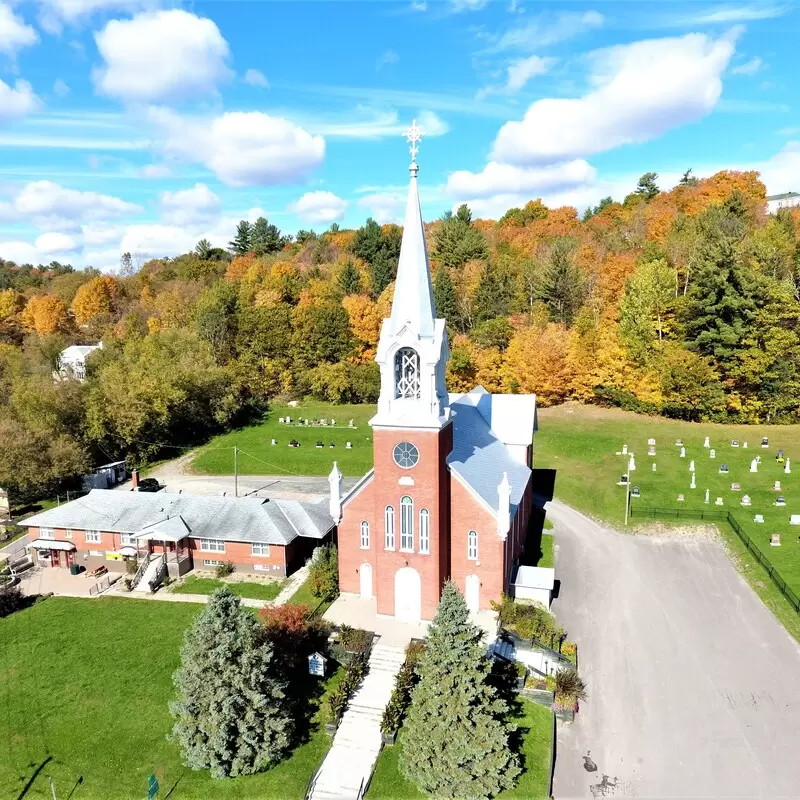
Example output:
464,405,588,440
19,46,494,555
405,119,423,174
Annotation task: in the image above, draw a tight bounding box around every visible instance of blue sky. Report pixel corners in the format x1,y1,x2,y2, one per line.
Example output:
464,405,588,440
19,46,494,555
1,0,799,270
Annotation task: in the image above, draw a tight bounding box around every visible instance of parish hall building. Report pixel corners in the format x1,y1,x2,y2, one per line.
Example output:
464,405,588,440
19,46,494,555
329,126,538,623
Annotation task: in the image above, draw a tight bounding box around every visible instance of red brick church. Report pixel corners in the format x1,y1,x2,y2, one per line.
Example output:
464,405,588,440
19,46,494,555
329,122,538,622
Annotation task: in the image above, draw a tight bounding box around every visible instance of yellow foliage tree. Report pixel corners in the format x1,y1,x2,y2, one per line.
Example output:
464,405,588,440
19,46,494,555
342,294,382,348
0,289,23,320
71,276,121,325
20,294,71,335
501,324,571,404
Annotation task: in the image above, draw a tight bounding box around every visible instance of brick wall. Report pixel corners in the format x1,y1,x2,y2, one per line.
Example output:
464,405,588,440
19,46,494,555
188,538,288,577
337,477,376,595
27,526,130,572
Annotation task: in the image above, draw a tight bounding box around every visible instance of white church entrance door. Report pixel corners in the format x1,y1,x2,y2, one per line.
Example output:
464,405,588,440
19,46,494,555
466,574,480,613
359,563,373,599
394,567,421,622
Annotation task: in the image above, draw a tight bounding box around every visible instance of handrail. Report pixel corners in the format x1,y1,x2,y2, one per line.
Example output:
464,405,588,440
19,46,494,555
130,551,151,589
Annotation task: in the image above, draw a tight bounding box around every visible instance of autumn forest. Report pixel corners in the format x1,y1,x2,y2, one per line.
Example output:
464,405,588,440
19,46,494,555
1,168,799,503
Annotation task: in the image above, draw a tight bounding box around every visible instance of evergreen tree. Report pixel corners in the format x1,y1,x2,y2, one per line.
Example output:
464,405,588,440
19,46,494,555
679,168,699,187
433,265,457,323
472,260,514,324
170,588,292,778
433,210,487,271
536,237,586,325
229,221,252,255
337,260,362,296
251,217,285,256
400,582,520,797
634,172,660,201
351,218,383,265
351,219,401,296
195,239,213,260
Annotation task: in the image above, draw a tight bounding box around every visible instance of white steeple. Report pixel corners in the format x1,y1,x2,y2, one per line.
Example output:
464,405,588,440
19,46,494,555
328,461,343,524
497,472,511,538
371,120,450,431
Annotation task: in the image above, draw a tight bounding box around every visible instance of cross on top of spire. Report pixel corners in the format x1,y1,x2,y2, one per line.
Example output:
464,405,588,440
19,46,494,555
405,119,423,174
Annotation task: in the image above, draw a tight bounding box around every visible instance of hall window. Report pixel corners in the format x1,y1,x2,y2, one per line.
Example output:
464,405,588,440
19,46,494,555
400,496,414,551
40,527,54,540
419,509,430,554
85,530,101,544
467,530,478,560
395,347,420,399
384,506,395,550
199,538,225,553
360,521,370,549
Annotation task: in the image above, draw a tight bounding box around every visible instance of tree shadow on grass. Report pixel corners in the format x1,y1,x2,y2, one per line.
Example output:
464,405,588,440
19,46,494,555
16,756,52,800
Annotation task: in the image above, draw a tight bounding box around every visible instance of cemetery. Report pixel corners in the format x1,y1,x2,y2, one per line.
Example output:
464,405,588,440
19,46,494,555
536,405,800,617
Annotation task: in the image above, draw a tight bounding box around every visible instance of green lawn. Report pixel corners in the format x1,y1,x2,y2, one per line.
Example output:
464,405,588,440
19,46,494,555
192,401,377,477
536,404,800,637
170,576,284,601
535,534,555,569
0,597,336,799
287,576,335,617
366,699,552,799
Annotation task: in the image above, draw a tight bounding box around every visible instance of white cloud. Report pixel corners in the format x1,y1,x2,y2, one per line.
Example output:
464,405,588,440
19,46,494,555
410,1,427,10
0,3,38,55
138,163,171,179
446,160,596,198
0,240,46,264
149,107,325,187
492,31,737,166
480,10,604,54
243,68,269,88
93,10,233,103
1,180,140,230
290,191,348,224
35,231,79,253
450,0,490,11
669,4,786,25
82,223,123,246
53,78,70,97
303,109,449,139
356,192,404,224
119,223,199,259
160,182,221,226
36,0,154,32
376,49,399,70
506,54,551,92
0,79,40,123
731,56,763,75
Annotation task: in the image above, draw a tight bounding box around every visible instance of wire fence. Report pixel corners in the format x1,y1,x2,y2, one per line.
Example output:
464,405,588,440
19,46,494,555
632,506,800,613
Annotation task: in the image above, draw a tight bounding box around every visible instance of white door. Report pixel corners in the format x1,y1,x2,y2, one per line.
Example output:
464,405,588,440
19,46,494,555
359,563,372,599
394,567,422,622
466,574,480,613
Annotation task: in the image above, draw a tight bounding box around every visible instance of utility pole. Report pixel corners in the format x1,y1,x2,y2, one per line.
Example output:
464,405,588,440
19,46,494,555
624,454,634,526
234,447,238,498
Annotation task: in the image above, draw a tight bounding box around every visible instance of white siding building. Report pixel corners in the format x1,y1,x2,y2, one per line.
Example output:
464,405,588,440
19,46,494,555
767,192,800,215
57,343,102,381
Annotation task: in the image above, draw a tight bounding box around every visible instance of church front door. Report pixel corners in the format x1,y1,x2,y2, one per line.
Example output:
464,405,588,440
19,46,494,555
394,567,421,622
359,563,372,598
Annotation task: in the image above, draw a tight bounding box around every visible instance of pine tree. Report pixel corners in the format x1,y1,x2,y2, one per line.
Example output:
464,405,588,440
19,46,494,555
634,172,660,201
337,260,362,296
433,265,457,322
433,211,487,271
229,220,252,255
251,217,285,256
170,588,293,778
472,260,513,324
536,237,586,325
400,582,520,797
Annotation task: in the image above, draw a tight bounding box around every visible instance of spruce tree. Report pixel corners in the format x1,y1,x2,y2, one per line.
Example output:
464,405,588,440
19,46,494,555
536,237,585,325
170,588,293,778
400,582,520,798
433,265,457,322
251,217,285,255
229,220,252,255
337,259,362,296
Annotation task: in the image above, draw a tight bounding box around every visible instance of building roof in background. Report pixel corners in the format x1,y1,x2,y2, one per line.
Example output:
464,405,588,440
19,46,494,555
20,489,333,546
60,345,101,360
767,192,800,201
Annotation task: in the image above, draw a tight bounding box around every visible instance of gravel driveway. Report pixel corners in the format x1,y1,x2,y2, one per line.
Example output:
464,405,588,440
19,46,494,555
548,499,800,799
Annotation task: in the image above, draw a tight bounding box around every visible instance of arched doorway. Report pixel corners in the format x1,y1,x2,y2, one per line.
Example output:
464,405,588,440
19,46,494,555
394,567,421,622
359,563,373,599
466,574,480,612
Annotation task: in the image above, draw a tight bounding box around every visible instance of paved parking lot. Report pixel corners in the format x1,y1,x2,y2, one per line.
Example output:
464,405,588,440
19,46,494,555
548,499,800,799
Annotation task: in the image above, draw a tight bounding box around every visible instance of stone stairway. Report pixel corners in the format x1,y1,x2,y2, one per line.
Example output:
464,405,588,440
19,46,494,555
134,554,162,592
309,643,406,800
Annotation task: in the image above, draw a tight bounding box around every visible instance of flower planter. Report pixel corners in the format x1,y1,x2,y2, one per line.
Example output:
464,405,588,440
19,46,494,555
522,688,555,706
554,707,575,724
325,715,342,735
381,730,397,746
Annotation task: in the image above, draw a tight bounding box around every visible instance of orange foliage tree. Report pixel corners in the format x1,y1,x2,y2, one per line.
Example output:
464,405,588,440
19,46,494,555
20,294,71,335
71,276,121,325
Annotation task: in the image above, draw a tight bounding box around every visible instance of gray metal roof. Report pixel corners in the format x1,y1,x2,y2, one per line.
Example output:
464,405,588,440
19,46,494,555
447,399,531,517
767,192,800,201
21,489,333,546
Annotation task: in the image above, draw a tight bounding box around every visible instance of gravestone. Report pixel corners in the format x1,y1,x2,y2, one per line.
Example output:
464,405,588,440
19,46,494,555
731,482,741,491
629,456,636,471
279,417,285,423
622,444,628,455
690,473,696,489
648,438,656,446
710,449,716,459
689,460,695,472
315,441,324,449
774,480,782,491
719,464,729,474
677,494,685,502
287,416,292,424
790,514,800,524
715,497,724,506
704,435,710,448
651,463,657,471
705,488,710,504
349,419,355,427
770,533,781,547
331,419,336,426
271,438,277,446
741,494,751,506
743,441,748,448
732,440,739,448
777,449,784,461
754,514,764,523
648,446,656,456
776,496,787,507
618,475,629,485
750,458,759,473
680,447,686,458
632,486,640,498
346,441,352,449
761,437,769,448
785,458,791,475
675,439,683,446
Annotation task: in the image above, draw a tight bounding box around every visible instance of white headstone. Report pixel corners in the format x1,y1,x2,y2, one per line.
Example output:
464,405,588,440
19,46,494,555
648,446,656,456
628,455,636,472
754,514,764,523
790,514,800,525
715,497,724,506
680,447,686,458
750,458,758,473
704,488,710,504
741,494,751,507
271,438,277,446
346,441,352,449
785,457,791,474
774,480,781,491
677,493,685,502
652,463,657,471
710,449,716,459
689,460,695,473
770,533,781,547
743,441,748,448
703,436,710,448
622,444,628,455
690,473,696,489
648,438,656,446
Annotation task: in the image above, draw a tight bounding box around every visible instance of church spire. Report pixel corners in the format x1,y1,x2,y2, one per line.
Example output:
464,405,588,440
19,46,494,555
388,119,435,338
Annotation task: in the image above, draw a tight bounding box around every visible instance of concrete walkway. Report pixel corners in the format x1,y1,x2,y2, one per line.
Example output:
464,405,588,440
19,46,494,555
309,643,406,800
548,498,800,799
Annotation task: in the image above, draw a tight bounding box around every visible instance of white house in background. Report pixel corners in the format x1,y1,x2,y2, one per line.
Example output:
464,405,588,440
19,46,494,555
57,343,102,381
767,192,800,214
511,565,556,609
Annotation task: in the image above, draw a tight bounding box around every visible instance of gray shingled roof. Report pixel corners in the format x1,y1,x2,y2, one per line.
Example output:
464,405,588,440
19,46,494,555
447,400,531,517
21,489,333,546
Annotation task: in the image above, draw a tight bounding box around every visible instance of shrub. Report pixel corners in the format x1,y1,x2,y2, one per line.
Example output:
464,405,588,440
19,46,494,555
380,642,426,736
338,625,373,654
0,584,28,618
553,667,587,710
261,602,331,672
492,594,566,650
125,558,139,575
325,651,368,722
308,544,338,601
215,561,235,578
560,640,578,664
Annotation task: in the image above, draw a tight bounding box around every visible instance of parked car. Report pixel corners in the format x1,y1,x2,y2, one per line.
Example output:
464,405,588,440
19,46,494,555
135,478,162,493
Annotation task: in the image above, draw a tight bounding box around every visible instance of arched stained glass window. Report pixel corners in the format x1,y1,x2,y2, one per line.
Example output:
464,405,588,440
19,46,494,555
400,496,414,551
384,506,395,550
395,347,420,399
419,509,430,554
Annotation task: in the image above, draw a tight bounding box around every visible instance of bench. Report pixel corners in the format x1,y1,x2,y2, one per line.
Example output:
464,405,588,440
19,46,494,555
86,565,107,579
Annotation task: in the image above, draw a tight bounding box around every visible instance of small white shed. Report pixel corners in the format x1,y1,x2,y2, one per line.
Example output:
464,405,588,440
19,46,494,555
512,566,556,609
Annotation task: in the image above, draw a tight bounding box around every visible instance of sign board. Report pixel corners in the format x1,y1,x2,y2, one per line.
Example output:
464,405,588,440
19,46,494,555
106,552,123,561
148,774,159,800
308,652,327,677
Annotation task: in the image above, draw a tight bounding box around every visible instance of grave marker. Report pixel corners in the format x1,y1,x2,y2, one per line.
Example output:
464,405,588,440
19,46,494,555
719,464,729,474
785,458,791,474
690,473,696,489
741,494,751,506
789,514,800,524
677,494,685,502
271,439,277,446
761,437,769,448
743,441,748,448
648,446,656,456
710,449,716,459
689,460,695,472
715,497,724,506
774,480,781,491
651,463,656,471
680,447,686,458
675,439,683,446
622,444,628,455
731,439,739,447
754,514,764,523
750,458,759,473
776,496,787,507
647,438,656,446
703,436,710,448
731,482,741,491
632,486,640,498
705,488,710,504
770,533,781,547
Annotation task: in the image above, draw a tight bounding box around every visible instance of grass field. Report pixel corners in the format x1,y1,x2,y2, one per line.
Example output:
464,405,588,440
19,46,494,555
192,401,377,477
366,699,552,799
0,598,336,799
170,576,284,601
536,534,555,569
536,405,800,632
